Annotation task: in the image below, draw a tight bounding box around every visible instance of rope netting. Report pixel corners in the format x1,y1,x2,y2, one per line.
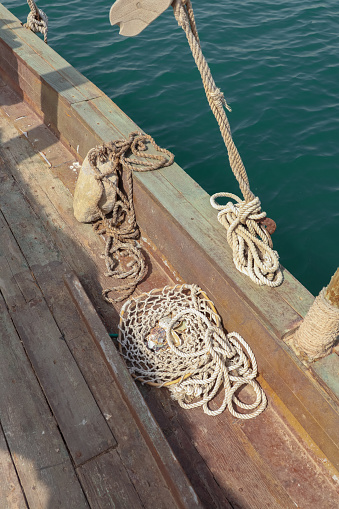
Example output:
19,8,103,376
25,0,48,43
119,284,267,418
172,0,283,287
86,132,174,303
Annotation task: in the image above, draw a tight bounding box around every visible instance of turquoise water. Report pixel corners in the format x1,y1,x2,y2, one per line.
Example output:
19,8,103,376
4,1,339,295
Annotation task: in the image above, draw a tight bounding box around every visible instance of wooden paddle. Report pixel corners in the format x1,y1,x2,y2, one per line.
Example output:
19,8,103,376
109,0,173,36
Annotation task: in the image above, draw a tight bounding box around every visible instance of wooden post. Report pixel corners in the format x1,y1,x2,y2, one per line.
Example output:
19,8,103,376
325,268,339,308
294,267,339,361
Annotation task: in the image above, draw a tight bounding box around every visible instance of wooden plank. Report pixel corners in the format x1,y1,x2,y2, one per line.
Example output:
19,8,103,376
0,85,75,168
141,394,233,509
64,271,203,509
76,449,144,509
143,389,295,509
0,423,28,509
236,382,339,509
0,293,89,509
11,293,117,467
42,271,184,508
0,209,39,309
311,354,339,403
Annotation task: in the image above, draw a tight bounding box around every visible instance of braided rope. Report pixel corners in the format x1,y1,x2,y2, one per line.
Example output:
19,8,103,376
88,132,174,303
25,0,48,43
172,0,282,286
118,284,267,418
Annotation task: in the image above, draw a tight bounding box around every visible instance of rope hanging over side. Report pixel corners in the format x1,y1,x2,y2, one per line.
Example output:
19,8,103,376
172,0,282,287
118,284,267,418
25,0,48,43
86,132,174,303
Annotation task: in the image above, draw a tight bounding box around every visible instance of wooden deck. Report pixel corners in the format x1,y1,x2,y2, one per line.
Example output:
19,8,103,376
1,71,339,509
0,84,202,509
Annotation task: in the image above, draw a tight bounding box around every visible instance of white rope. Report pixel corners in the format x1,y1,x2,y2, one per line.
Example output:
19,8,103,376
25,0,48,43
210,193,283,287
172,0,282,286
118,284,267,418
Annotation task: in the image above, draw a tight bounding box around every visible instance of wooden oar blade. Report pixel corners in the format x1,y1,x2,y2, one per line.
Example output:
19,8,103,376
110,0,173,37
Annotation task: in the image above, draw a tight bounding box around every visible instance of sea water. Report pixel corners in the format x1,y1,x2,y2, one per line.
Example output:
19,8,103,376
4,0,338,295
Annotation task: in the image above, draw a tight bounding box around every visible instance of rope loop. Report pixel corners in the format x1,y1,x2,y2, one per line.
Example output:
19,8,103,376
84,133,174,302
25,0,48,43
172,0,283,286
211,193,283,287
118,284,267,418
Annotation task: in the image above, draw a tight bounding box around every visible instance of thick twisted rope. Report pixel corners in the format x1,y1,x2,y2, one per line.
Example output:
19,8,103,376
210,193,282,286
119,284,267,418
25,0,48,43
172,0,282,286
88,132,174,303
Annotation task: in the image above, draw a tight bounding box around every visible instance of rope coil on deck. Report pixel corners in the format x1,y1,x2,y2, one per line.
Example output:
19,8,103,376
86,132,174,303
25,0,48,43
119,284,267,418
172,0,282,286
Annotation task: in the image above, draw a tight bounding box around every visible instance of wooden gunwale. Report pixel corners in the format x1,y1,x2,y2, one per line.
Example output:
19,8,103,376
1,1,339,482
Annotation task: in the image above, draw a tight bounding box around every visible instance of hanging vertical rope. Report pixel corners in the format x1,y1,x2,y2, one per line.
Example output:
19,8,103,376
25,0,48,43
172,0,282,287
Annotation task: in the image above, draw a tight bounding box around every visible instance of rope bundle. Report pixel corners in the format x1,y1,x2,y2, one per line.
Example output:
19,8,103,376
119,284,267,418
172,0,282,286
210,193,282,286
87,132,174,303
25,0,48,43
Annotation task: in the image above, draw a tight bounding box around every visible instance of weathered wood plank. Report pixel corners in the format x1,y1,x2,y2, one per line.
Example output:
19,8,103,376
236,382,339,509
64,271,203,509
311,354,339,403
0,85,75,168
0,423,28,509
0,208,39,308
143,389,295,509
141,393,233,509
76,449,144,509
0,293,89,509
11,294,117,467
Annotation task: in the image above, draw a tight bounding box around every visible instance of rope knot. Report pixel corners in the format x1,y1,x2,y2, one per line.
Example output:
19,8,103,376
208,88,232,112
25,1,48,43
210,193,283,287
237,197,262,224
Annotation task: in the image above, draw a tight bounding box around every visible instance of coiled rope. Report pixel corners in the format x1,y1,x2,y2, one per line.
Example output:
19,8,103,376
25,0,48,43
172,0,282,287
119,284,267,418
87,132,174,303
